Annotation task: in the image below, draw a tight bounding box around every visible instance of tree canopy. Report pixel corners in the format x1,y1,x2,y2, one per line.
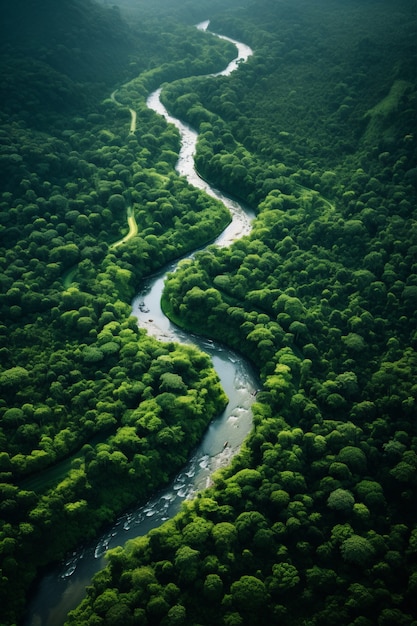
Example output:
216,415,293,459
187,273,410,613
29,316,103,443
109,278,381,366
1,0,416,625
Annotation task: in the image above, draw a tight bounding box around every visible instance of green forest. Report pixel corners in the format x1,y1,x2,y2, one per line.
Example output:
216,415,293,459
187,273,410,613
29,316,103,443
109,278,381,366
1,0,416,624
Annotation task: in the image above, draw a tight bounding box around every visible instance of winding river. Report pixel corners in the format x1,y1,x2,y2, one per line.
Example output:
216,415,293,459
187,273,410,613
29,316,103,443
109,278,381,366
25,22,256,626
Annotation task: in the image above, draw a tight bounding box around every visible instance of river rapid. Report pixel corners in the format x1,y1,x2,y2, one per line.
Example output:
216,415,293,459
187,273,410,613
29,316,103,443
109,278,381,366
25,22,256,626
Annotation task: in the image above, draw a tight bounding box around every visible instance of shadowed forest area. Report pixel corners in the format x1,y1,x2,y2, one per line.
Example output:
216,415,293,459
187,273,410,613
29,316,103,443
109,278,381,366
0,0,416,624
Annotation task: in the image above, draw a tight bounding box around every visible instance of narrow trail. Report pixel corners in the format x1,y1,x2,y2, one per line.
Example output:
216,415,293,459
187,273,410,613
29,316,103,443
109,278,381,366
110,89,137,133
27,18,340,626
110,205,138,248
25,22,257,626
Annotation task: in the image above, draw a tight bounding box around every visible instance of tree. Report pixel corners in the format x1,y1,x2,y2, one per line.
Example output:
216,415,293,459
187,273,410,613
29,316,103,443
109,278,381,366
159,372,187,394
231,575,269,613
327,488,355,514
235,511,268,543
340,535,375,567
270,489,290,511
378,609,413,625
145,594,169,621
105,602,133,625
49,243,79,266
305,566,338,592
279,470,307,495
2,408,25,428
2,3,416,624
93,589,119,616
162,604,187,625
203,574,223,602
355,480,386,511
269,562,300,593
0,366,30,389
337,446,367,474
108,194,126,212
182,516,213,548
212,522,238,554
342,333,366,352
264,364,292,408
174,545,200,584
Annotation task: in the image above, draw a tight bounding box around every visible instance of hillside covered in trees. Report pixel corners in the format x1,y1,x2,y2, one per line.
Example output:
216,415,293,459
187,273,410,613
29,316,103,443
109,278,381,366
0,1,238,623
1,0,417,624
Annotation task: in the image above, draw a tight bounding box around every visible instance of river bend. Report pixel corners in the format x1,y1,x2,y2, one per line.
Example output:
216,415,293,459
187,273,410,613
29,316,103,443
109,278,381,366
25,22,256,626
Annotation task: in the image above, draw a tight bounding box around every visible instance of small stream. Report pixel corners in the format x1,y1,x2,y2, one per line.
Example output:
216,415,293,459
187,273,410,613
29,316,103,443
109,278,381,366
24,22,256,626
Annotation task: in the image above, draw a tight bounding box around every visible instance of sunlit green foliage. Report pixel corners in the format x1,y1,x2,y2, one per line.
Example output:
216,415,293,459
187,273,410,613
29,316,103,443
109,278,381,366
1,0,417,624
0,2,236,623
93,1,415,625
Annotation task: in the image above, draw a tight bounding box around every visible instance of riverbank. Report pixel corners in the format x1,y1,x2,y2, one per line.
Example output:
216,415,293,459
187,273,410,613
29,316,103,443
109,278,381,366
23,23,257,626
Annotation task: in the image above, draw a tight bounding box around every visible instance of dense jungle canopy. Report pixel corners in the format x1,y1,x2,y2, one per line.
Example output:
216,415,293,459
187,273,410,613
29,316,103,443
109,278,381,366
0,0,416,624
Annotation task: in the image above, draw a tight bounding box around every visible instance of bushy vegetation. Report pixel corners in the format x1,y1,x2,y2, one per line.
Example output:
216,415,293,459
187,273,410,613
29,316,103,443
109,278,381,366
67,0,416,625
1,0,416,624
0,2,236,623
